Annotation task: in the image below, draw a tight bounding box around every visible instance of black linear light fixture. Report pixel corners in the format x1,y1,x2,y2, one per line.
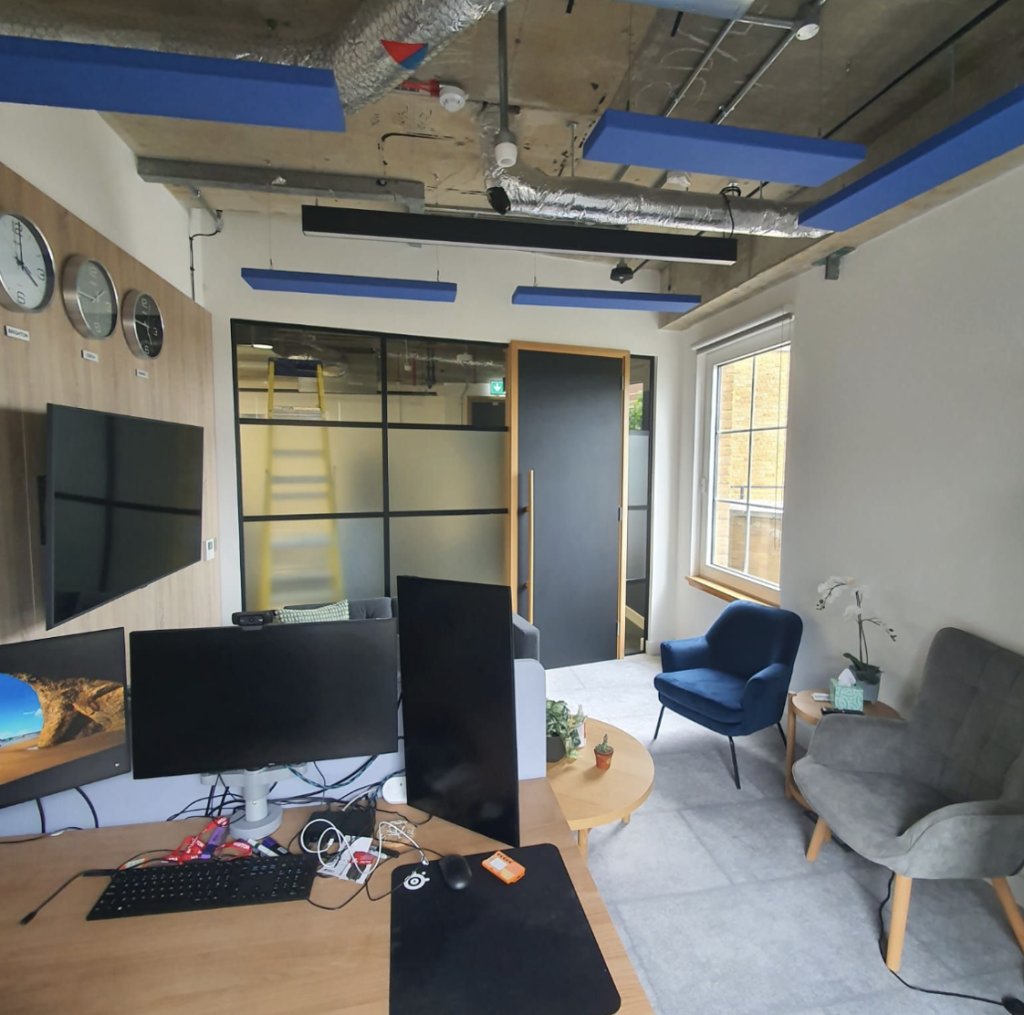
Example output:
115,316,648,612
302,206,738,266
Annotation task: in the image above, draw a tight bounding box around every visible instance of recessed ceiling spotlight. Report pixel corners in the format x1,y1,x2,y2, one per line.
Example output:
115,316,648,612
252,343,273,350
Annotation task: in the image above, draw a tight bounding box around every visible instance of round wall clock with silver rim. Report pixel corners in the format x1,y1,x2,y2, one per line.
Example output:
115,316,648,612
121,290,164,360
62,254,118,339
0,211,56,313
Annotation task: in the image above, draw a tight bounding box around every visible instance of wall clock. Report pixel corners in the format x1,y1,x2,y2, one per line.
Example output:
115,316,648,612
0,212,56,313
62,255,118,338
122,290,164,360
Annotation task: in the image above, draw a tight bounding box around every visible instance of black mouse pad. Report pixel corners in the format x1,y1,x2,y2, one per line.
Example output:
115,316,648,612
389,842,621,1015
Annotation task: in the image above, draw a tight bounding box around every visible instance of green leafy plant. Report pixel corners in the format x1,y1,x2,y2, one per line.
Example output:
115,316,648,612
546,699,586,760
594,734,613,756
628,392,644,431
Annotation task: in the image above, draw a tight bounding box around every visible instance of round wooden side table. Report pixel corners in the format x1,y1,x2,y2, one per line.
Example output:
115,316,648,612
785,689,901,808
546,719,654,861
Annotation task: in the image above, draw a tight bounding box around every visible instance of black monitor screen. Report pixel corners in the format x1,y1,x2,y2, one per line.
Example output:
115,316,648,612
398,576,519,847
46,404,204,629
0,628,129,809
128,620,398,778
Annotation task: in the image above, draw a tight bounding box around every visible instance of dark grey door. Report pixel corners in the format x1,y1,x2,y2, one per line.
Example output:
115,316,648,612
516,350,624,669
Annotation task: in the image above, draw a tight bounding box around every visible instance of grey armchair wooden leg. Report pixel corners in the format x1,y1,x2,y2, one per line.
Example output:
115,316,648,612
805,817,832,861
992,878,1024,958
886,875,913,972
653,705,666,741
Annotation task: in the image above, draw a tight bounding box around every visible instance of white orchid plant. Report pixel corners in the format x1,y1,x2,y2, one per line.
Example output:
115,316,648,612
815,577,897,685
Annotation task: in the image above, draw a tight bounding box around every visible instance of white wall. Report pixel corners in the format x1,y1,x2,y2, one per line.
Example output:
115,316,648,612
0,103,192,295
201,211,684,648
672,164,1024,896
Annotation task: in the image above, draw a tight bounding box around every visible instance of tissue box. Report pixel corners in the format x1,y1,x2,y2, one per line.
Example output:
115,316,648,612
829,677,864,711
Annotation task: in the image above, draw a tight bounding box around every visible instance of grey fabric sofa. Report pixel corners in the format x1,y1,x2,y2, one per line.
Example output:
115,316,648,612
793,627,1024,972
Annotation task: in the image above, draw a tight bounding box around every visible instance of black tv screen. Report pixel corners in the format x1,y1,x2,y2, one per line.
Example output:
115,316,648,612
45,405,204,628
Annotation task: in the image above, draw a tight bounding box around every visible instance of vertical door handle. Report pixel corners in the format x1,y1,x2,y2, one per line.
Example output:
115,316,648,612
527,469,535,625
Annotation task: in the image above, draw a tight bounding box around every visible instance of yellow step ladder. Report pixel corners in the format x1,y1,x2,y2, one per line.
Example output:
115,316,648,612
257,359,343,609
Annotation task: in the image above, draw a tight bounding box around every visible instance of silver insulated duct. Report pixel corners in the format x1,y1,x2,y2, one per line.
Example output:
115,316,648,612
486,166,831,240
0,0,513,113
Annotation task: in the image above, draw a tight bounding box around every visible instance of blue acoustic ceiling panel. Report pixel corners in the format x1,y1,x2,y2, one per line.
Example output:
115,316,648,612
242,268,457,302
583,109,865,187
801,83,1024,232
0,35,345,131
512,286,700,313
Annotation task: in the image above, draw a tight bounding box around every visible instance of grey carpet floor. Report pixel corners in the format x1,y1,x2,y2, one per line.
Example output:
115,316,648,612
547,655,1024,1015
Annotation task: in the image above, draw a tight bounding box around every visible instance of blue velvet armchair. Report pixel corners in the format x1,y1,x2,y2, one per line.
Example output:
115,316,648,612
654,601,803,788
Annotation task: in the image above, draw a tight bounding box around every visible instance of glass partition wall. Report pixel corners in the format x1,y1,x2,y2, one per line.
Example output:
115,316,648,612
233,322,508,609
625,356,655,655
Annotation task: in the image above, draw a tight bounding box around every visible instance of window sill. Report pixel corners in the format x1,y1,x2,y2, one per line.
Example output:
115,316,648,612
685,575,778,609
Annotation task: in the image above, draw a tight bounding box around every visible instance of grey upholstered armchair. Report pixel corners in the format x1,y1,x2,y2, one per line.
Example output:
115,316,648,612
793,627,1024,972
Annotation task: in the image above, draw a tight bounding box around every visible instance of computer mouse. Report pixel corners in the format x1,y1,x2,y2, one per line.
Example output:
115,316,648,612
439,854,472,891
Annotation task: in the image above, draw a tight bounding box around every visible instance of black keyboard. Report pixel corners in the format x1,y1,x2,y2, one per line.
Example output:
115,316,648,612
87,854,319,920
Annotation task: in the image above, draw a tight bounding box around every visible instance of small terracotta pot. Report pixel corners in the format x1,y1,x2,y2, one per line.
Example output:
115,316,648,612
595,748,614,770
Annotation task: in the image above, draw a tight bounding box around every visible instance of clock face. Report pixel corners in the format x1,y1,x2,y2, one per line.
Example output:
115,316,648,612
63,256,118,338
122,290,164,359
0,213,55,313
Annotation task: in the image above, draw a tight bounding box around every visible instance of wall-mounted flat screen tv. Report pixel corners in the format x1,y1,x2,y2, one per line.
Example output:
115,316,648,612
45,404,204,628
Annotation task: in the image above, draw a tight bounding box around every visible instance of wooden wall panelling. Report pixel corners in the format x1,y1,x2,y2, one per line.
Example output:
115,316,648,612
0,159,220,646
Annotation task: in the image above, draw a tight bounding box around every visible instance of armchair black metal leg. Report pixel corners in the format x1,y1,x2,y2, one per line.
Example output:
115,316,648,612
777,722,787,748
728,737,741,790
653,705,666,741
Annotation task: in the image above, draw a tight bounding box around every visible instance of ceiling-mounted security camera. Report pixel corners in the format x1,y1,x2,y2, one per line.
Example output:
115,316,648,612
610,260,635,285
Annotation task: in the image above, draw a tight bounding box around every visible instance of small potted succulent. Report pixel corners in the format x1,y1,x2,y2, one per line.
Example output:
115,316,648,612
546,699,586,763
594,734,614,771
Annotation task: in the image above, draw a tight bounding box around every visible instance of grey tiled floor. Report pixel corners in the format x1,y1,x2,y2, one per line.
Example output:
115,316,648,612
547,655,1024,1015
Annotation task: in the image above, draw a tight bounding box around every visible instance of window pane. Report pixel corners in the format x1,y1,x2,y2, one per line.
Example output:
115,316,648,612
749,429,786,509
243,518,385,609
747,512,782,585
626,508,648,581
628,357,650,431
239,425,383,516
752,345,790,429
716,355,753,433
387,430,506,512
625,578,647,656
389,514,507,589
385,340,506,425
627,432,649,506
715,432,750,503
234,325,382,423
712,502,748,572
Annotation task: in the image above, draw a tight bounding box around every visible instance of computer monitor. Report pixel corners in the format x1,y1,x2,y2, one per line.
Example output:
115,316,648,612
0,628,130,810
397,576,520,847
129,619,398,836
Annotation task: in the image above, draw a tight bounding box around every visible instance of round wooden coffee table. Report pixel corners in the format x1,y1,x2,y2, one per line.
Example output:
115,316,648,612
546,719,655,861
785,689,901,807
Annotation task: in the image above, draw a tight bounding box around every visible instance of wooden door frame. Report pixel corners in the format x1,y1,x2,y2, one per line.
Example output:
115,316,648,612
508,341,630,660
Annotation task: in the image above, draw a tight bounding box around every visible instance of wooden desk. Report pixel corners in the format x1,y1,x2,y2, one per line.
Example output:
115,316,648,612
547,719,655,861
0,779,654,1015
785,689,902,808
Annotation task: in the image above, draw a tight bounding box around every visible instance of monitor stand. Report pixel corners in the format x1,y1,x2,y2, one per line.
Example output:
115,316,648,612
201,764,306,840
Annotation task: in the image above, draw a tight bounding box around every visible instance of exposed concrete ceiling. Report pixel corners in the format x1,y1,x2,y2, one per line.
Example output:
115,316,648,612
9,0,1022,283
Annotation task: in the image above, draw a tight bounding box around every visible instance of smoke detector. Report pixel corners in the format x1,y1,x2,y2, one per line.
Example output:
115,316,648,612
439,84,468,113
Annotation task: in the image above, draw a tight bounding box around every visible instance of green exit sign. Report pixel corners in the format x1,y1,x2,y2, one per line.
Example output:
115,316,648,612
490,379,505,396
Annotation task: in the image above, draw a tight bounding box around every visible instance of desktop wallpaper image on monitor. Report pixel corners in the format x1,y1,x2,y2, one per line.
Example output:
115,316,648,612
0,629,130,809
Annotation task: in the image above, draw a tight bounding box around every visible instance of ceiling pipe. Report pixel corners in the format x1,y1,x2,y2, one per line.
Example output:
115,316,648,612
0,0,515,113
494,6,518,167
486,165,830,239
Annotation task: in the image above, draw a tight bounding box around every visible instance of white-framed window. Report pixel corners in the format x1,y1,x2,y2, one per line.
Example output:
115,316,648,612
696,316,792,603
